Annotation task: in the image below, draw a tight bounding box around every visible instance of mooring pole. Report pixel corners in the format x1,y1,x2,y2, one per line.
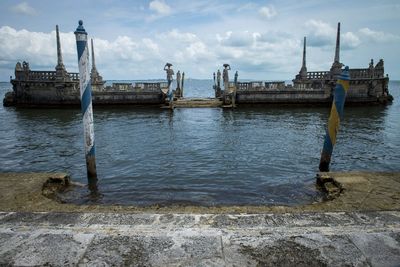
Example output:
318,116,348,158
319,66,350,172
74,20,97,179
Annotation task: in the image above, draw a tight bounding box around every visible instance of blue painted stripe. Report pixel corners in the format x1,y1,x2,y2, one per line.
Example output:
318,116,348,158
88,144,95,156
322,130,333,155
81,84,92,114
334,85,346,119
76,41,86,61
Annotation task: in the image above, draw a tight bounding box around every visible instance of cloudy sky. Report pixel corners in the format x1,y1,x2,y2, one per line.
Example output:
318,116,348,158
0,0,399,81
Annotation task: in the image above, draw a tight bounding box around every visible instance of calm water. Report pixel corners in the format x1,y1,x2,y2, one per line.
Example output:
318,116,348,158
1,80,399,206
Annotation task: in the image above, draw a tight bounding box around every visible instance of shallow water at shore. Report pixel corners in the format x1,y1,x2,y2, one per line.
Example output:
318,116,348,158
0,80,399,206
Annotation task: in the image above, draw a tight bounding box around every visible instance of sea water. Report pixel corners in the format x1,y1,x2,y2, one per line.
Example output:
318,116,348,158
0,80,399,206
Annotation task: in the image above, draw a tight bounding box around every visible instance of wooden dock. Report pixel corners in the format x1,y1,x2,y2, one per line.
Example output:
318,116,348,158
167,98,223,108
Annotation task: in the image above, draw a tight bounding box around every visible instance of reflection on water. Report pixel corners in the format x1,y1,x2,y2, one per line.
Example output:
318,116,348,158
0,81,399,206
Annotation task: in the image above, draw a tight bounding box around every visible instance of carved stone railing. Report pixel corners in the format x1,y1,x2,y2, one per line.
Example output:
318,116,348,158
349,68,385,79
28,71,57,80
237,82,251,91
306,71,329,80
16,70,79,82
265,81,285,89
237,81,285,91
349,69,370,79
143,82,162,91
69,73,79,80
104,82,168,92
135,82,167,92
112,83,133,91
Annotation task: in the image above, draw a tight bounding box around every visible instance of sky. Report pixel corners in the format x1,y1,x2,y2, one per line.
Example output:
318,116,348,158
0,0,399,81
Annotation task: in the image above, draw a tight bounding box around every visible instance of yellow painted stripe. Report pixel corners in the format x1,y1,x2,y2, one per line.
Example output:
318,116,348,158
328,103,340,145
338,80,350,92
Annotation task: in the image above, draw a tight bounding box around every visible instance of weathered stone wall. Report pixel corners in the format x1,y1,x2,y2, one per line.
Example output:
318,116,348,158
10,80,165,106
11,80,80,105
346,77,389,102
93,91,164,105
236,88,329,104
236,76,390,105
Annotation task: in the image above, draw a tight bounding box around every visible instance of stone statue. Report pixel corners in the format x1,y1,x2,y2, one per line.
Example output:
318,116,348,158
164,63,174,88
15,62,22,71
181,72,185,97
21,61,30,80
213,72,216,85
234,71,238,85
15,62,22,79
217,69,221,88
376,59,384,68
223,64,231,89
176,70,181,89
368,59,375,78
22,61,30,72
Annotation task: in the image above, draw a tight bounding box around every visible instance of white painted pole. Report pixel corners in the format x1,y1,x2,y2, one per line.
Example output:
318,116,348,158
74,20,97,179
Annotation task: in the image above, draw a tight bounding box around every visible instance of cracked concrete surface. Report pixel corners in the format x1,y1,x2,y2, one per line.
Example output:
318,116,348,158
0,211,399,266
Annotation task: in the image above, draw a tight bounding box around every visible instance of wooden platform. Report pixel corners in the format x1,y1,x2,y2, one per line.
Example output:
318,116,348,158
171,98,223,108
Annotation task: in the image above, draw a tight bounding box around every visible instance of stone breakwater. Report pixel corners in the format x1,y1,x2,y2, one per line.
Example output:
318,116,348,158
3,23,394,108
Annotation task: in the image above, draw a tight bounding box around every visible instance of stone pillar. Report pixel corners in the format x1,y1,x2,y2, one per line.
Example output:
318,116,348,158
299,36,307,79
334,22,340,64
90,38,104,90
14,62,23,80
330,22,343,79
55,25,69,81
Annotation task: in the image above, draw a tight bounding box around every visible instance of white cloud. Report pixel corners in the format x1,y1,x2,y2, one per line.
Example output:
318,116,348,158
258,5,277,19
156,29,213,65
215,30,300,76
0,26,61,67
0,26,216,79
217,31,255,47
158,29,197,43
342,32,360,49
305,20,335,47
305,20,360,50
237,3,257,12
11,2,36,16
0,25,301,80
359,28,400,43
142,38,159,53
149,0,171,17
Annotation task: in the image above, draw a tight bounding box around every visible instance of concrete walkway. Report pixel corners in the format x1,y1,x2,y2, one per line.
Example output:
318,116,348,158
0,211,399,266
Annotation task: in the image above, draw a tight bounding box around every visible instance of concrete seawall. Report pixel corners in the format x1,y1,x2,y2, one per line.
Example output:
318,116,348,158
0,171,399,266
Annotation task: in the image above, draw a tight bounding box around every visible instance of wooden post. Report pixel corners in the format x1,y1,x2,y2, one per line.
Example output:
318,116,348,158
74,20,97,180
319,66,350,172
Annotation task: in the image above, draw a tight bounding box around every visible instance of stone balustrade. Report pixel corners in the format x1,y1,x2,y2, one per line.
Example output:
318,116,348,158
237,82,251,91
15,70,79,82
104,82,168,92
69,73,79,80
349,68,385,79
306,71,329,80
28,71,57,80
237,81,285,91
265,81,285,89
